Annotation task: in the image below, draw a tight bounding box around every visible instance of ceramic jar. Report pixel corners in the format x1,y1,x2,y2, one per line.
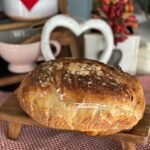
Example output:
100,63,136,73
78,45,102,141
2,0,58,21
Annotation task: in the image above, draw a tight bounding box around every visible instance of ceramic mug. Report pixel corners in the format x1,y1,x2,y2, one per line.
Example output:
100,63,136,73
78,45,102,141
2,0,58,20
41,15,114,63
0,28,61,73
38,40,61,61
0,40,61,73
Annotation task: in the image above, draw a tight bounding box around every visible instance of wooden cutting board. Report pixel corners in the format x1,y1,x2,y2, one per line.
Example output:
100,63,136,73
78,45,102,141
0,94,149,150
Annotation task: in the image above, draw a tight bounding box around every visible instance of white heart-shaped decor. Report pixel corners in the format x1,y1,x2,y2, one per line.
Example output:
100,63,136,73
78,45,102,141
41,15,114,63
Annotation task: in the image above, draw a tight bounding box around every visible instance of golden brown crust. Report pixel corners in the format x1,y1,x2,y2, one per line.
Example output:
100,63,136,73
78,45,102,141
17,58,145,136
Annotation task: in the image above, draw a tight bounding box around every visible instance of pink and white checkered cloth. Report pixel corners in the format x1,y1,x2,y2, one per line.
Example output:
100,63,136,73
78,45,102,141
0,76,150,150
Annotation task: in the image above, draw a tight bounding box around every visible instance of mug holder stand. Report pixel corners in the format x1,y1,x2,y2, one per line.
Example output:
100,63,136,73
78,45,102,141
0,12,80,87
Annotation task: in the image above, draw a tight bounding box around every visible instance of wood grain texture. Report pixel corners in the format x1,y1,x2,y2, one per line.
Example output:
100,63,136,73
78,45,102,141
7,122,22,140
58,0,68,14
21,33,41,44
69,37,80,58
0,18,47,31
0,74,26,87
121,142,136,150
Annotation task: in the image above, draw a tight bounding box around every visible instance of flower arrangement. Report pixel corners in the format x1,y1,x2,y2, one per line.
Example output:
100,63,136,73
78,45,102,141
93,0,138,45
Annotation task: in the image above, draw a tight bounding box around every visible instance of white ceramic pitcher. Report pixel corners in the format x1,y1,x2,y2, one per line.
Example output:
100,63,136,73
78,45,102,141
41,15,114,63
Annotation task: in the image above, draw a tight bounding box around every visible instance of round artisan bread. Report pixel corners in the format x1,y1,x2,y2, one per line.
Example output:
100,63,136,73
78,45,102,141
17,58,145,136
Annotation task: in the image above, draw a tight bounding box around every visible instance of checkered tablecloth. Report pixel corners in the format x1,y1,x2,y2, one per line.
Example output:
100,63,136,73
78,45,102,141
0,76,150,150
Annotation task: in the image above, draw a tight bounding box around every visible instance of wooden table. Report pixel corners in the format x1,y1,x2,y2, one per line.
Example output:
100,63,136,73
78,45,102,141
0,94,149,150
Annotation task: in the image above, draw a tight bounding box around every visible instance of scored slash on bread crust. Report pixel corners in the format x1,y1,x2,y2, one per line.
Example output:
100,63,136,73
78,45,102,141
17,58,145,136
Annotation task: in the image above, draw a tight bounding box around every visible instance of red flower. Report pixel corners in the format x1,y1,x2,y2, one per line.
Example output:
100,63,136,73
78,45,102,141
93,0,137,45
102,0,110,5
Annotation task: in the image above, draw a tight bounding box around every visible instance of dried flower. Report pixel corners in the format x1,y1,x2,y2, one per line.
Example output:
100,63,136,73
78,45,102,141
93,0,138,45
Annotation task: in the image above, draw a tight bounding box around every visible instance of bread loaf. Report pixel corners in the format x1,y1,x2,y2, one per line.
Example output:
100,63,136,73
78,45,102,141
17,58,145,136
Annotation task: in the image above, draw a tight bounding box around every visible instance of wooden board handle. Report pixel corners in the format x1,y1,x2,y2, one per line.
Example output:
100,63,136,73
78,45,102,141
21,33,41,44
0,74,26,87
7,122,22,140
0,18,47,31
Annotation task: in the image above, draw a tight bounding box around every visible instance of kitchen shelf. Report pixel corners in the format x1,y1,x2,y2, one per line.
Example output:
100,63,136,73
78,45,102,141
0,1,81,89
